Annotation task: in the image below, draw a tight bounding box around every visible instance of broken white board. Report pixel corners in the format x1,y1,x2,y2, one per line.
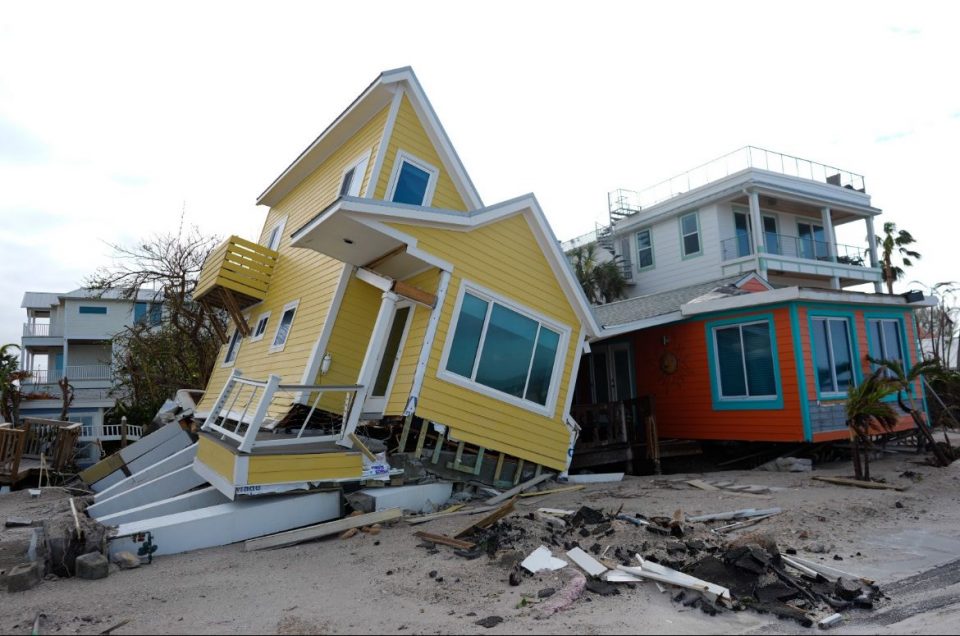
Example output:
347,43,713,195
108,490,341,557
94,444,198,503
567,547,607,577
96,487,229,526
566,473,624,484
521,545,567,574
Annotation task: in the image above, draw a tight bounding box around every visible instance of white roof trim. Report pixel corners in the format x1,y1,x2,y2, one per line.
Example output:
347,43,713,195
680,286,935,317
257,67,482,211
289,195,600,337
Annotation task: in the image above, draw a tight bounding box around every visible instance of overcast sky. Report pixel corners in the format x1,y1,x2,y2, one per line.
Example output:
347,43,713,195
2,1,958,350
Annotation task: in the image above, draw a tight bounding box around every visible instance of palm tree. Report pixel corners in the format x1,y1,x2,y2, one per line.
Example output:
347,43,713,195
570,244,627,305
845,369,898,480
0,344,29,425
877,222,921,294
869,356,953,466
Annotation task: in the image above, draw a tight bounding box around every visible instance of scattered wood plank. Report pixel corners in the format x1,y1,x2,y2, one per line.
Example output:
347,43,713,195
485,472,553,505
454,497,517,539
687,507,781,523
537,508,575,516
98,619,131,635
404,504,497,526
713,512,780,533
812,476,907,491
567,546,607,577
244,508,402,551
618,560,731,603
347,433,377,462
786,554,874,585
687,479,720,491
413,531,475,550
518,485,585,499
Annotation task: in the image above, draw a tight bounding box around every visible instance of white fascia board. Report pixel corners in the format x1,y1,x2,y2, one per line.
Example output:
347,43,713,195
679,286,932,317
680,287,801,316
595,311,684,340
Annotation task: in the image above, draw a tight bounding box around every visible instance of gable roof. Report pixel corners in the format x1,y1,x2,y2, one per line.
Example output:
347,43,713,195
290,195,601,338
257,67,483,211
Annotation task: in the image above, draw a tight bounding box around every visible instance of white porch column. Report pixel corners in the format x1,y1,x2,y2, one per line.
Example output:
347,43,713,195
865,216,882,293
821,206,840,290
748,190,767,277
62,341,69,381
338,290,400,448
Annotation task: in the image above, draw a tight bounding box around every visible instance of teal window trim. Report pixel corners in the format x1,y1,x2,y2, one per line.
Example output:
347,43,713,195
789,304,813,441
79,306,107,315
806,308,863,401
907,311,932,424
864,310,915,402
705,312,784,410
636,227,655,271
679,211,703,259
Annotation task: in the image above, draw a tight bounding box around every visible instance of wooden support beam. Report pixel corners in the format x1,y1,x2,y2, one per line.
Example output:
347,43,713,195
392,280,437,308
413,531,475,550
812,476,907,491
487,471,552,505
348,434,377,462
200,300,229,344
431,427,446,465
513,459,526,486
493,453,505,482
363,245,407,270
398,414,414,452
218,288,251,336
414,419,429,457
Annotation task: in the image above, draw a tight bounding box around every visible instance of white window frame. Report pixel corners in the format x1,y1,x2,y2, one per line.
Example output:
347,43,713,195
636,227,654,271
386,150,439,207
679,211,702,258
264,216,287,251
712,320,778,401
437,280,571,417
222,328,243,367
250,311,271,342
812,316,855,396
269,300,300,353
339,150,372,198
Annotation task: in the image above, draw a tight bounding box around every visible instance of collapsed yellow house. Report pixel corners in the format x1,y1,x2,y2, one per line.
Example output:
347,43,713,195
192,67,599,497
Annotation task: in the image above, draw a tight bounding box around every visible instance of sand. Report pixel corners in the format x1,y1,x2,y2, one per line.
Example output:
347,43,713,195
3,447,960,635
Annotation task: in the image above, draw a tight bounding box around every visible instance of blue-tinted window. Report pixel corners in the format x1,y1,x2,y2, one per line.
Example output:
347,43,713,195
475,305,539,398
272,307,296,347
79,306,107,315
525,328,560,405
812,317,855,394
868,318,905,374
391,161,431,205
447,293,488,377
134,302,162,326
714,321,776,399
445,290,565,408
224,330,242,364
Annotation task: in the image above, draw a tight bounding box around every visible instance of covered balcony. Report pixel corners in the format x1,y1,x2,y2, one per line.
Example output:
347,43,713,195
193,235,279,340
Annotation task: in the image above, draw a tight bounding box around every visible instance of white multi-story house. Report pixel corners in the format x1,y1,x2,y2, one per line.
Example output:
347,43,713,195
578,146,885,297
18,288,161,442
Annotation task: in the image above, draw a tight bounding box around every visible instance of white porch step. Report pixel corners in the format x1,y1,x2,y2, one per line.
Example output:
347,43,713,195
108,490,341,557
94,444,198,503
96,487,230,526
87,465,205,519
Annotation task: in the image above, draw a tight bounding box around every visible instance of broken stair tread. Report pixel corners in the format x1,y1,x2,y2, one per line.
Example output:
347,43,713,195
244,508,401,551
812,476,908,491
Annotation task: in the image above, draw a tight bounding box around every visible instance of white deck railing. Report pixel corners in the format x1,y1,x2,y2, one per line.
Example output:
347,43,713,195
79,422,143,441
23,365,112,385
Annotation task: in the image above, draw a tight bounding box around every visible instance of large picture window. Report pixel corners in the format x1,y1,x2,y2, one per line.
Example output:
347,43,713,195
442,285,569,411
712,321,777,399
811,317,855,395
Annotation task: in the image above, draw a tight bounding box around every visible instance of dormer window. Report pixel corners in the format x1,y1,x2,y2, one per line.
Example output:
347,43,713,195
388,151,438,206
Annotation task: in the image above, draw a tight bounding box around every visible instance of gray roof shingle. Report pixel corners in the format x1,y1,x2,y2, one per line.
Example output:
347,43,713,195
593,276,744,327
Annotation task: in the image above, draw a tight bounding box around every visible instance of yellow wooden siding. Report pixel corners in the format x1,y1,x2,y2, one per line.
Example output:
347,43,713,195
385,214,581,470
247,452,362,485
384,269,441,415
198,104,391,416
373,94,467,212
196,435,236,482
308,276,382,411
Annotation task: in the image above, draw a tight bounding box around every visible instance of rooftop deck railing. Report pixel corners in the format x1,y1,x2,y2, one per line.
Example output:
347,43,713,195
720,233,871,266
610,146,867,222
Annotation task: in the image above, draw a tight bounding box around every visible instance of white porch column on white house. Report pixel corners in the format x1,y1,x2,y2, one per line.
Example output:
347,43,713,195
62,341,69,379
338,290,400,448
747,190,767,278
865,215,883,293
821,206,840,290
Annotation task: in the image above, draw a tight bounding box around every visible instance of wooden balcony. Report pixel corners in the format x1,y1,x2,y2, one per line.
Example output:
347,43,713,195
194,236,279,338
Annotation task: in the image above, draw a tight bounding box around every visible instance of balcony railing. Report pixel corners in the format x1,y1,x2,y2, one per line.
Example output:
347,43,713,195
721,233,870,266
21,365,113,385
194,235,279,309
23,323,58,337
609,146,867,224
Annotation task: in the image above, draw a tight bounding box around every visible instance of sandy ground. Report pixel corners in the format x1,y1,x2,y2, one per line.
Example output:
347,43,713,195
3,447,960,635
